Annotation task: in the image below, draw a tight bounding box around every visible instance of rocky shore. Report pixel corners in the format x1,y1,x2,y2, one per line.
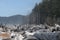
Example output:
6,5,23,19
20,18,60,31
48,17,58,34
0,24,60,40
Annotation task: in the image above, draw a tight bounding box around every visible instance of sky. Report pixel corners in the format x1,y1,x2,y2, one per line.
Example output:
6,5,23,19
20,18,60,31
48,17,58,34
0,0,42,17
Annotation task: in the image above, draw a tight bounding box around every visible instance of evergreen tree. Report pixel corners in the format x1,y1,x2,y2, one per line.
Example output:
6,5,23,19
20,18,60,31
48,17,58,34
29,0,60,25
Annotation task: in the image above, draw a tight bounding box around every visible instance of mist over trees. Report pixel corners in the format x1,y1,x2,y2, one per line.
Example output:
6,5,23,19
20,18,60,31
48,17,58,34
29,0,60,26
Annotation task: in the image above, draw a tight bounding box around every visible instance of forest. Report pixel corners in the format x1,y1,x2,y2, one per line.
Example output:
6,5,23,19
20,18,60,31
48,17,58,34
29,0,60,26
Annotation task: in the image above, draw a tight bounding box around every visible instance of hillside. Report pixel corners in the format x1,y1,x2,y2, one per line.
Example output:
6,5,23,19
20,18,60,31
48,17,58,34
0,15,27,25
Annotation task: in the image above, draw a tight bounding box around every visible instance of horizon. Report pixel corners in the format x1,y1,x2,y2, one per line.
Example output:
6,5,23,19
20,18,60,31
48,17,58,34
0,14,26,17
0,0,42,17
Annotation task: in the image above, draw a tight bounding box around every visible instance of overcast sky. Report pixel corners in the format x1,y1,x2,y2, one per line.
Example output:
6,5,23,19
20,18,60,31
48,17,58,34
0,0,42,17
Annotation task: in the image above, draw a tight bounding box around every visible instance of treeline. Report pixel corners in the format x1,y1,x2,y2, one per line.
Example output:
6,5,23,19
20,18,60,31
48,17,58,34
29,0,60,26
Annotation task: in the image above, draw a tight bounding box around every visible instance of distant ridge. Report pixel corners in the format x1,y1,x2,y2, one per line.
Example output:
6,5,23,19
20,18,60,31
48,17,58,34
0,15,27,25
